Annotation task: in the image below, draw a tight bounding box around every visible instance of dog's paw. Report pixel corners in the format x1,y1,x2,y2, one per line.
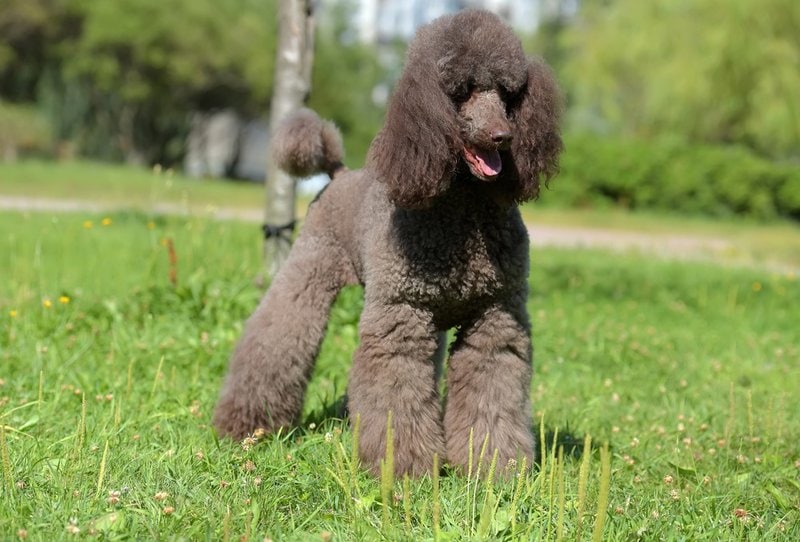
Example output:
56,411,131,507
212,397,269,441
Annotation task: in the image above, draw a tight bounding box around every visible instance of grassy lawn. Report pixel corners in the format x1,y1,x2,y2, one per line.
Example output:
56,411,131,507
0,160,267,211
1,209,798,540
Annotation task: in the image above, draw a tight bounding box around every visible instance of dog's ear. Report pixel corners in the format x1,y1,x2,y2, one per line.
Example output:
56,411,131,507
504,57,563,202
366,57,462,209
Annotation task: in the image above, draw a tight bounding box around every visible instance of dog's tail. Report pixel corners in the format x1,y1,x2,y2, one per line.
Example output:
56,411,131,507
271,108,345,179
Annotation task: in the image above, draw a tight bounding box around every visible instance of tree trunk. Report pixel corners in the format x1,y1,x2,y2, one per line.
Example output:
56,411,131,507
263,0,315,278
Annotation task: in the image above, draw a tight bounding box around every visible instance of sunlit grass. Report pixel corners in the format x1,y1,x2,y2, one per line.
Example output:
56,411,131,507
1,210,798,539
0,159,268,211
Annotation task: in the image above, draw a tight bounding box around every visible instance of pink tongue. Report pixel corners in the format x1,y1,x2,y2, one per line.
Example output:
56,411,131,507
475,148,502,176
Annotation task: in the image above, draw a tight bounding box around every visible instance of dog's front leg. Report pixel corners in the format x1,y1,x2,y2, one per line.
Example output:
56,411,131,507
444,298,535,474
348,302,446,477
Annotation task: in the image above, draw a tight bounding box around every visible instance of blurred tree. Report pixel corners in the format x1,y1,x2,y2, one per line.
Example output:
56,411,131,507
0,0,389,170
60,0,278,165
264,0,315,276
0,0,278,165
262,0,390,275
0,0,79,101
563,0,800,159
521,0,575,75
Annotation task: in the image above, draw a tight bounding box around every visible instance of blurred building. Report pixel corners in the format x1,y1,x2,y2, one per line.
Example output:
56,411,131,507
351,0,550,43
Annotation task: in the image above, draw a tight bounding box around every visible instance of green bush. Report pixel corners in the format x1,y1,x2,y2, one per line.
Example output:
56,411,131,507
547,134,800,220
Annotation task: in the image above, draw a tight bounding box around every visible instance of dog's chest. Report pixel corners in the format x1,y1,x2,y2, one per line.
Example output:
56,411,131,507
379,211,527,326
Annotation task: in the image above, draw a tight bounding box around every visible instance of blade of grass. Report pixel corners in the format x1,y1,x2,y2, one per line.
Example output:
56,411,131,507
380,411,394,530
150,355,165,398
472,434,490,533
591,444,612,542
477,449,499,539
433,453,440,542
576,434,592,541
555,446,565,542
94,440,110,499
545,429,558,540
725,382,735,443
467,427,474,532
38,369,44,408
539,414,546,499
350,414,361,488
403,474,412,535
126,358,135,398
509,454,527,537
0,425,12,495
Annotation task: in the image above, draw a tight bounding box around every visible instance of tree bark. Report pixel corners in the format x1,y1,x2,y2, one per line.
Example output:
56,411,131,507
263,0,315,278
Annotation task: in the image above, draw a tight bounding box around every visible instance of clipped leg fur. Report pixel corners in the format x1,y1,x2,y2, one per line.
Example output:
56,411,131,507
443,299,535,474
347,302,446,476
213,235,352,439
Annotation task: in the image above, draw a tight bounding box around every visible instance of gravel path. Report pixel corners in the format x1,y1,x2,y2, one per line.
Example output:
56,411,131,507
0,194,747,265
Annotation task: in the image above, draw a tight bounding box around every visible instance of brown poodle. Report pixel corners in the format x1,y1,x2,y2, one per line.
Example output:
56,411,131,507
213,9,562,477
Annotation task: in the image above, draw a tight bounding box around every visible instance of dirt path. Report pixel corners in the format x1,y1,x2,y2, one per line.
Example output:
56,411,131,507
0,194,777,269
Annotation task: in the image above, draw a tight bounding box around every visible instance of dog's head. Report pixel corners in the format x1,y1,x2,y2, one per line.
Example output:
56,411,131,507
367,9,563,209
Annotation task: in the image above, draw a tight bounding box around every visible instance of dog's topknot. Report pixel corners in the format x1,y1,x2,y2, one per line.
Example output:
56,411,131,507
271,108,344,178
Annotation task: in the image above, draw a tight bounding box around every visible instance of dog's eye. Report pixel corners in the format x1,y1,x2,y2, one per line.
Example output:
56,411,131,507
499,86,522,111
498,86,516,103
452,84,473,104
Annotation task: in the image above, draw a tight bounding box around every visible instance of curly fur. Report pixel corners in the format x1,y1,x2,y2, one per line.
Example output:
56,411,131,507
214,9,562,477
271,108,344,177
368,9,561,209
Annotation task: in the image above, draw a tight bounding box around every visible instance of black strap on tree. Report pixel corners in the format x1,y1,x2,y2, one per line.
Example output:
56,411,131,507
262,221,297,242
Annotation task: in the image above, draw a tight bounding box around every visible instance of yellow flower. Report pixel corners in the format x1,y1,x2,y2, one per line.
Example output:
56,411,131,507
83,220,94,229
752,282,762,292
42,299,52,309
59,296,70,304
8,309,17,318
101,217,113,226
147,221,156,230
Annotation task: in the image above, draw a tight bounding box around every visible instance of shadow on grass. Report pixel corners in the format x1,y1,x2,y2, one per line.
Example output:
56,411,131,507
536,426,591,466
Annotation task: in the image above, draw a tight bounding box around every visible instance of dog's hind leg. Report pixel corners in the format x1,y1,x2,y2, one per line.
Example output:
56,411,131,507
213,235,354,440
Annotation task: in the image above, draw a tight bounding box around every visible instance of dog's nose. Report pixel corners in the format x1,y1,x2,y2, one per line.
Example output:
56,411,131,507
491,129,513,147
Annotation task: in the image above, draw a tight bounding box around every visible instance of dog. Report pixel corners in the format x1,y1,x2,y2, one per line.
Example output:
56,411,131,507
214,9,562,476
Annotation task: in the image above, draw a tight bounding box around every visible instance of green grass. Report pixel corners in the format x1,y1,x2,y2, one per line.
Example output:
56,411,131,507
1,209,798,540
0,159,267,211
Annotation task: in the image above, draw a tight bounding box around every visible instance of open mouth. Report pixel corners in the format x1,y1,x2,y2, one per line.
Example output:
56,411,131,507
463,146,502,180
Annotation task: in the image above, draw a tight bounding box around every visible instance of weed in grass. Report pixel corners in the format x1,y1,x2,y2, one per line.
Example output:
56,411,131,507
576,434,593,540
379,411,394,530
0,425,12,496
402,474,412,535
591,444,612,542
432,452,441,540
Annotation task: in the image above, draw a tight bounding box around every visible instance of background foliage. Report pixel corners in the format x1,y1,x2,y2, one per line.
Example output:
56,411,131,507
1,0,278,165
561,0,800,159
548,135,800,220
1,0,799,220
0,0,388,168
